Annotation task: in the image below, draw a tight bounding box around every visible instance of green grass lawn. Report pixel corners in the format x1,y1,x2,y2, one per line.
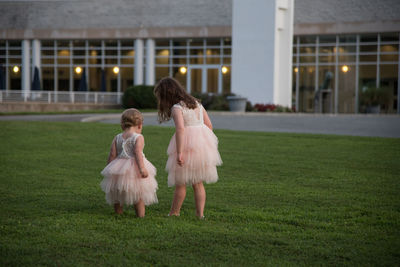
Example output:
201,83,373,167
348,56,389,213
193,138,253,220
0,121,399,266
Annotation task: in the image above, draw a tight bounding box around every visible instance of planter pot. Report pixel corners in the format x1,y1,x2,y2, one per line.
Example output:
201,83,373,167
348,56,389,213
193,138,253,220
227,96,247,112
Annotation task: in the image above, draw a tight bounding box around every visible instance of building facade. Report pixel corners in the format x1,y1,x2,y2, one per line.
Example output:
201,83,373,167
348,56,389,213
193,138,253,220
0,0,399,113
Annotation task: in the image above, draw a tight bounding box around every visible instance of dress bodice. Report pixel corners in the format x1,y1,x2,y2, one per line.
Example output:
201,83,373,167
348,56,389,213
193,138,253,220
115,132,143,158
172,102,204,127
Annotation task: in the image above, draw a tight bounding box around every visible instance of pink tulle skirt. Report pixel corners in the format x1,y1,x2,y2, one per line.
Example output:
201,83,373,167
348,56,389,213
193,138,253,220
166,125,222,187
100,157,158,206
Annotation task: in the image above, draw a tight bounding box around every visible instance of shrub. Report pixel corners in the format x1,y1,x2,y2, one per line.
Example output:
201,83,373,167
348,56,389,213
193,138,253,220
191,92,231,111
122,85,157,109
254,103,294,112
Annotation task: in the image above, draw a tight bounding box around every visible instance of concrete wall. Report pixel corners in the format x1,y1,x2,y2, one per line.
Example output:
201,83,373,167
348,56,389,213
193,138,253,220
231,0,275,104
0,0,232,39
294,0,400,35
232,0,294,106
1,0,400,39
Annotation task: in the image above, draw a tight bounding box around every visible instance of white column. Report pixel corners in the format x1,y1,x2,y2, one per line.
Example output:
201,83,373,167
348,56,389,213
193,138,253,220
232,0,294,107
134,39,144,85
22,40,30,94
32,39,41,76
145,39,155,85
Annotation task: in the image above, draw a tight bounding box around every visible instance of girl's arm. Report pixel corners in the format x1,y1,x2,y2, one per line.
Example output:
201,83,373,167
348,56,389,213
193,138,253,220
172,107,185,166
107,137,117,164
134,135,148,178
203,108,213,130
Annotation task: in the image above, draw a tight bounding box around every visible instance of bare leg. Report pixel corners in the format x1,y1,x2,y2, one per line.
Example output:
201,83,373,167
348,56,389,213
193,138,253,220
193,182,206,218
134,200,145,218
114,203,123,214
169,185,186,216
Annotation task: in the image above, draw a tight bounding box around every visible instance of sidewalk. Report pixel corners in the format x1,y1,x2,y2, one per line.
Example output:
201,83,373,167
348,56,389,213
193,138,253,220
84,112,400,138
1,112,399,138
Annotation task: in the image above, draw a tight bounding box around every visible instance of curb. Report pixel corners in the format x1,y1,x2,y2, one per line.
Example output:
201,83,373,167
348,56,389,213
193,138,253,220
81,112,158,123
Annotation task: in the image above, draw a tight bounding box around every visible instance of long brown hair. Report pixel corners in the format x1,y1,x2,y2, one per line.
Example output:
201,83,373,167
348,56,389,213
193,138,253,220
153,77,198,122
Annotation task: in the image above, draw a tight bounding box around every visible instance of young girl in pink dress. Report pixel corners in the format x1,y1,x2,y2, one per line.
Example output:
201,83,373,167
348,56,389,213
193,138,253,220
154,77,222,219
100,108,158,217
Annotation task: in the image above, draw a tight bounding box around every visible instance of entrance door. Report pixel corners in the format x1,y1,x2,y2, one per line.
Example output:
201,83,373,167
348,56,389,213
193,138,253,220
187,65,221,94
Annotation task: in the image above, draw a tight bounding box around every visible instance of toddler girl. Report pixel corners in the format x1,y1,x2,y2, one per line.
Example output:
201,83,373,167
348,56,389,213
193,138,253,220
154,77,222,219
100,108,158,217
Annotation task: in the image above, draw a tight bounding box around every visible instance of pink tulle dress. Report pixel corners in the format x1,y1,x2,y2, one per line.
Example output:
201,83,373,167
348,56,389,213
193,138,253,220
100,133,158,206
166,102,222,187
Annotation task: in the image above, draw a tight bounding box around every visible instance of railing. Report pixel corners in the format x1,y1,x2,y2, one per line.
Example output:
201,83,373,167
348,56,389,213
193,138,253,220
0,90,123,104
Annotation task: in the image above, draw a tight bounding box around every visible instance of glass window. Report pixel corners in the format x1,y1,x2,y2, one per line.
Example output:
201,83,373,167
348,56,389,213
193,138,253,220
299,47,315,54
299,36,316,44
319,55,335,63
358,65,377,113
172,67,186,89
338,46,356,53
299,56,315,63
223,38,231,46
9,65,21,90
339,55,356,63
360,45,377,52
359,54,377,62
57,67,70,91
339,35,356,43
42,67,54,91
222,67,231,94
121,40,134,48
223,48,231,55
317,66,335,113
120,67,134,92
298,66,315,112
156,39,169,47
360,34,377,43
319,35,336,44
338,65,356,113
206,39,220,47
319,46,335,54
156,67,169,83
380,64,398,113
380,33,399,42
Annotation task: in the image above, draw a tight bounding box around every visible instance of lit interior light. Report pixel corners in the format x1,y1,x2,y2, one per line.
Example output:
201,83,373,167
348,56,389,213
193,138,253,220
179,66,187,74
221,66,228,74
75,66,82,74
294,67,298,73
341,65,349,73
113,66,120,74
13,66,19,73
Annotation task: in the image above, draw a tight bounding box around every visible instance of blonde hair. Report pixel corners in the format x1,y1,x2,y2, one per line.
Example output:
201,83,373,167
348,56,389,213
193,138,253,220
154,77,198,122
120,108,143,130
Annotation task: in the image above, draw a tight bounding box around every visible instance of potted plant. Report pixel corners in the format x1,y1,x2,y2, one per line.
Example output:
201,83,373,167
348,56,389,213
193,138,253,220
226,94,247,112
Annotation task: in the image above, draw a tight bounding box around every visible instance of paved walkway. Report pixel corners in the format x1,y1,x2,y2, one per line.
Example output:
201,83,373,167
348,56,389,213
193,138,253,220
2,112,399,138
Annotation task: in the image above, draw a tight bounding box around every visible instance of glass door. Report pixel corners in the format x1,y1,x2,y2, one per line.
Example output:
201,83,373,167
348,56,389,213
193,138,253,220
187,65,221,94
190,68,202,93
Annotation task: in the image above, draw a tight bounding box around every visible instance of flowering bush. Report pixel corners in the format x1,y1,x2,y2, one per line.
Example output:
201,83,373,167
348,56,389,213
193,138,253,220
254,103,295,112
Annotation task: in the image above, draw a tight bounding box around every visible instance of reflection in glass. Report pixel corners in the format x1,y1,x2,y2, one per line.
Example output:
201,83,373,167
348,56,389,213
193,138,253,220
358,65,377,113
42,67,54,91
380,64,398,113
317,66,335,113
156,67,169,82
190,68,202,93
207,69,218,93
298,66,315,112
338,65,355,113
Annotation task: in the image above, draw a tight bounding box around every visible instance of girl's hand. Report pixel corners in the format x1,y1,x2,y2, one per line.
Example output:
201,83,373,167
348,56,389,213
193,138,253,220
140,168,149,178
177,153,184,166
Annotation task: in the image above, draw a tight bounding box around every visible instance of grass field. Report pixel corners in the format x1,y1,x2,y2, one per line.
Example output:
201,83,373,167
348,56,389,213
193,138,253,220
0,121,399,266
